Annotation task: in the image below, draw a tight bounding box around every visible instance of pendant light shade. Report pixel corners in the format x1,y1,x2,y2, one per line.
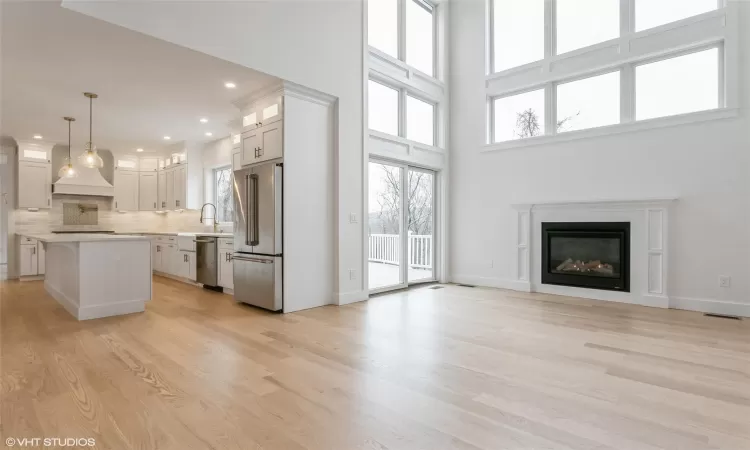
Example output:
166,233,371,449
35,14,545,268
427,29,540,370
78,92,104,169
58,117,78,179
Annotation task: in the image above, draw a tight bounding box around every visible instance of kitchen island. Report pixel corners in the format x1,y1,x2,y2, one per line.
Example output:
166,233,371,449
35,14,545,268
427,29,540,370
23,234,152,320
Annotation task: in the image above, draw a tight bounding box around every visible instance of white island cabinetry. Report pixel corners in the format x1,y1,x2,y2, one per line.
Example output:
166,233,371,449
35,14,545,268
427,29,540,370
27,234,152,320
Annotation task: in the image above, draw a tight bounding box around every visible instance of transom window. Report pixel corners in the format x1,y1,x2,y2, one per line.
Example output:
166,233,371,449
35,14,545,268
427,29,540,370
369,0,436,77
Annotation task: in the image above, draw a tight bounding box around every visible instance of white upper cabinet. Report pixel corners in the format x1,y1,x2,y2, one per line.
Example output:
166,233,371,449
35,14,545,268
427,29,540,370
139,157,159,172
114,169,139,211
258,121,283,163
139,172,158,211
165,167,175,210
17,141,52,210
258,95,283,126
241,94,283,133
18,161,51,209
18,141,51,163
157,170,167,210
174,164,187,210
240,128,260,166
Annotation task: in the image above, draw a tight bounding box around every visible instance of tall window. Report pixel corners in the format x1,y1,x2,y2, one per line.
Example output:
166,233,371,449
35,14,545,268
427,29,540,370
635,48,720,121
489,0,730,143
368,79,438,147
635,0,718,32
557,71,621,132
556,0,620,54
368,80,400,135
214,166,233,223
406,95,435,146
368,0,398,58
369,0,436,77
492,0,544,72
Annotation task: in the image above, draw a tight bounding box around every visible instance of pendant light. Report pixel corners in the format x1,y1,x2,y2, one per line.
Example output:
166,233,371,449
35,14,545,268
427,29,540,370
58,117,78,178
78,92,104,169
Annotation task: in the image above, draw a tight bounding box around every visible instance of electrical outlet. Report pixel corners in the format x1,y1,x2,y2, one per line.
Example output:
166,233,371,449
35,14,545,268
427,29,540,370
719,276,731,288
349,269,357,280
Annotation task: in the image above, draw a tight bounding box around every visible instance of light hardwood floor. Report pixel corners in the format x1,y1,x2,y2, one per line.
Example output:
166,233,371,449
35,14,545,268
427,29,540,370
1,277,749,450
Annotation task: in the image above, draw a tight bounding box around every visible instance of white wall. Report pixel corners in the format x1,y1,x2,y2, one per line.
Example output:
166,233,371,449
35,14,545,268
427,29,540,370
62,0,366,301
450,0,750,312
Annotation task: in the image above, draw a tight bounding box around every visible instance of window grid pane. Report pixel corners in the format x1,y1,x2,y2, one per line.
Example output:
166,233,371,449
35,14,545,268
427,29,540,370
368,80,400,136
368,0,398,58
557,71,621,133
406,95,435,146
493,0,545,72
556,0,620,55
493,89,546,142
635,48,720,121
636,0,718,32
406,0,434,76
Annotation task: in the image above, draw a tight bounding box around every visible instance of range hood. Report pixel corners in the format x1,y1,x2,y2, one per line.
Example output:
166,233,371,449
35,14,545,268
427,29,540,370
53,160,114,197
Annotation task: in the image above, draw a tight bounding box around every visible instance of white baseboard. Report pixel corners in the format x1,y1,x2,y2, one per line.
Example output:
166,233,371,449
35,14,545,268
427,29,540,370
45,281,79,318
335,290,368,306
78,300,146,321
45,281,146,321
451,275,749,317
19,275,44,282
670,296,750,318
451,274,530,292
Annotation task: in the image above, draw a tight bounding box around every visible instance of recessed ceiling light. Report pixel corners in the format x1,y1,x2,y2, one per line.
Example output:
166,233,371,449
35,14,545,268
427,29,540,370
163,136,171,140
199,118,208,123
224,82,236,89
33,134,43,140
136,148,144,152
205,132,213,137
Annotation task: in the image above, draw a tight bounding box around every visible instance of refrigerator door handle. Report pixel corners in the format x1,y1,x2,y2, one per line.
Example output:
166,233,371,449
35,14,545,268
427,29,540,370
249,174,260,246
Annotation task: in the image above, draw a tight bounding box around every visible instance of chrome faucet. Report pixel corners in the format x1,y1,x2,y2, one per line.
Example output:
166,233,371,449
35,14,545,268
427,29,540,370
199,203,218,232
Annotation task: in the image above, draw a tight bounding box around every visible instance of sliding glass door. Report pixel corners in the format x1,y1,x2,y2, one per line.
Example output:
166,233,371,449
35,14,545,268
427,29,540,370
368,160,436,293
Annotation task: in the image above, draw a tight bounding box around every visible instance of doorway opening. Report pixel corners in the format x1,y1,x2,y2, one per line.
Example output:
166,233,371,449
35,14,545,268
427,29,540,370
368,160,437,293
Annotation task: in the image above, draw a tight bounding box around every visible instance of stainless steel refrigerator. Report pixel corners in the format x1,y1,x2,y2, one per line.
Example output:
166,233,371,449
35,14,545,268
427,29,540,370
233,162,283,311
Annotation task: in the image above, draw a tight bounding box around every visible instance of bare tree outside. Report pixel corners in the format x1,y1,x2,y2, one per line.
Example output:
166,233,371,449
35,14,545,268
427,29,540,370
370,164,433,236
514,108,581,137
215,167,234,223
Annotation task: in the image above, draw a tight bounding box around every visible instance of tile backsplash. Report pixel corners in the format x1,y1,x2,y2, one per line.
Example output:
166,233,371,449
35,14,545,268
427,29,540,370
15,196,232,235
63,202,98,226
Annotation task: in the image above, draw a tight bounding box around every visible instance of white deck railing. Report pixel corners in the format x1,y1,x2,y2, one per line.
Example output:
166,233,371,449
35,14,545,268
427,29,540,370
369,234,432,269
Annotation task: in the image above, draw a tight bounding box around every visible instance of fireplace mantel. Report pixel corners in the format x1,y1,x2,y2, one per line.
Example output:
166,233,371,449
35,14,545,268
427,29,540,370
511,198,678,309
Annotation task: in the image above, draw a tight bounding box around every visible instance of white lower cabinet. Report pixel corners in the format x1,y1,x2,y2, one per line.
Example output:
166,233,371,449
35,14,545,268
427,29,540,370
19,238,45,277
20,244,38,276
218,250,233,290
176,251,196,281
37,242,46,275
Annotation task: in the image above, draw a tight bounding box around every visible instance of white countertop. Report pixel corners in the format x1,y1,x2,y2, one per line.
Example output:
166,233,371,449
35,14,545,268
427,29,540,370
24,233,152,243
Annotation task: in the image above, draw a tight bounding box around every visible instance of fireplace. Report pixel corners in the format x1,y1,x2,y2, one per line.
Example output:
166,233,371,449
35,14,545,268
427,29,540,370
541,222,630,292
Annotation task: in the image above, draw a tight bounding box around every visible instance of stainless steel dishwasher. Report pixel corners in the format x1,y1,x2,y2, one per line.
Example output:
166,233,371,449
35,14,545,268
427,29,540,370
195,236,219,289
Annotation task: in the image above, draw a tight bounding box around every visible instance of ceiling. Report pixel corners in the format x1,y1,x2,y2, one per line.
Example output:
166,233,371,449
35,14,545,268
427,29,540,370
0,1,278,156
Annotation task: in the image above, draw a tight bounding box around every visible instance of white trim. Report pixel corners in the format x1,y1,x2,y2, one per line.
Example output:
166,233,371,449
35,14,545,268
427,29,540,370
451,276,749,317
670,296,750,318
483,107,738,152
335,290,369,306
45,281,146,320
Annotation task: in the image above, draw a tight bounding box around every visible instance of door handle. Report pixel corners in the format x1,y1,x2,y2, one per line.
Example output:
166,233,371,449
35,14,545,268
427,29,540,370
193,240,213,243
232,255,272,264
154,202,156,209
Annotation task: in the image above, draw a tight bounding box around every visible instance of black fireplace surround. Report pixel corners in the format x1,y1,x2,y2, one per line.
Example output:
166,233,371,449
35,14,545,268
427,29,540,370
541,222,630,292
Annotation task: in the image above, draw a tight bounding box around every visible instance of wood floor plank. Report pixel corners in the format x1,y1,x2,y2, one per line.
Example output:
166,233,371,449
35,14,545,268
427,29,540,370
2,277,749,450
